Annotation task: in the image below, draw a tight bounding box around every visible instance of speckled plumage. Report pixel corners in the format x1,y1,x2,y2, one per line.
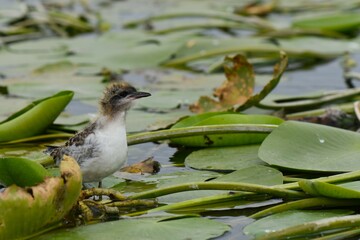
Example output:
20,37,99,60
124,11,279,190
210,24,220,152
47,82,151,183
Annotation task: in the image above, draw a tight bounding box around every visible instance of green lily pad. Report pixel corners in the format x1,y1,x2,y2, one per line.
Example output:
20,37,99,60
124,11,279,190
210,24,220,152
0,91,74,142
259,89,360,111
0,157,49,187
171,113,283,147
244,209,354,238
145,170,223,187
259,121,360,172
0,156,82,240
214,166,283,186
185,145,265,171
37,216,230,240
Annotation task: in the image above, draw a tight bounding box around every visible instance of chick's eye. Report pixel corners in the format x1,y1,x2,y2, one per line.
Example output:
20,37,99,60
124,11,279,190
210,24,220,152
118,91,128,97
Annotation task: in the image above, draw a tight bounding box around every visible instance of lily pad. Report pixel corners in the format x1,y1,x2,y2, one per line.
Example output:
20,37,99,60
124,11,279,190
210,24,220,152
171,113,283,147
37,216,230,240
0,157,49,187
214,166,283,186
145,170,223,187
259,121,360,172
185,145,265,171
259,89,360,111
0,156,82,240
0,91,74,142
244,209,354,238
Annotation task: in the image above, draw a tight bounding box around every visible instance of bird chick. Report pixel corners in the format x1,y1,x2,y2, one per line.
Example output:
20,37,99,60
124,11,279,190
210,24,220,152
47,82,151,186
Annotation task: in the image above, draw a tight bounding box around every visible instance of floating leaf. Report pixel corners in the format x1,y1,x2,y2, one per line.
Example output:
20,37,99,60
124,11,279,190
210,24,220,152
0,157,49,187
185,145,264,171
190,52,287,113
163,36,356,68
259,121,360,172
171,113,283,147
145,171,222,187
244,210,354,238
162,37,278,67
236,51,288,111
171,112,232,128
33,61,76,74
37,216,230,240
0,91,74,142
120,157,161,174
259,88,360,112
0,156,82,240
214,165,283,186
190,54,254,113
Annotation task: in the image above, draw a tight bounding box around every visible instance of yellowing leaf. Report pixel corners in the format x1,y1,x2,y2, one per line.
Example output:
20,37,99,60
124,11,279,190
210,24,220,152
191,52,287,113
0,156,82,240
190,54,254,113
214,54,254,105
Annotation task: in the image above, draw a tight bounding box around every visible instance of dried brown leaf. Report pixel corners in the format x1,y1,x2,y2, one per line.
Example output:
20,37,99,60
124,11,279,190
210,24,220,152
121,157,161,174
190,54,255,113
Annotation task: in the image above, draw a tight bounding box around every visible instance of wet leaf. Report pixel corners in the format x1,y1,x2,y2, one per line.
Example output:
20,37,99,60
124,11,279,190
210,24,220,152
0,156,82,240
162,37,278,68
120,157,161,174
0,91,74,142
185,145,264,171
33,61,76,74
259,121,360,172
244,210,354,238
190,52,287,113
163,36,357,69
190,54,254,113
0,157,49,187
236,51,288,111
171,113,283,147
214,165,283,186
145,171,222,187
259,88,360,112
37,216,230,240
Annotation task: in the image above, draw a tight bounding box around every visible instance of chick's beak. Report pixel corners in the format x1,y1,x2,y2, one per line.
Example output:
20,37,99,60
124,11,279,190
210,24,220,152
128,91,151,99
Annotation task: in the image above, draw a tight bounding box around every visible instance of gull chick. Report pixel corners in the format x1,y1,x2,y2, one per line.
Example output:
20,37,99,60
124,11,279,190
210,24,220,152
48,82,151,186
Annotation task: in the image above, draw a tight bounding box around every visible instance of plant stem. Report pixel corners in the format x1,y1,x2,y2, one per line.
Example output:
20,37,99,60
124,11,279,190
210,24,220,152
314,226,360,240
127,124,277,145
276,169,360,190
147,192,268,214
128,170,360,214
257,214,360,240
129,181,307,200
123,11,275,30
250,197,359,219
